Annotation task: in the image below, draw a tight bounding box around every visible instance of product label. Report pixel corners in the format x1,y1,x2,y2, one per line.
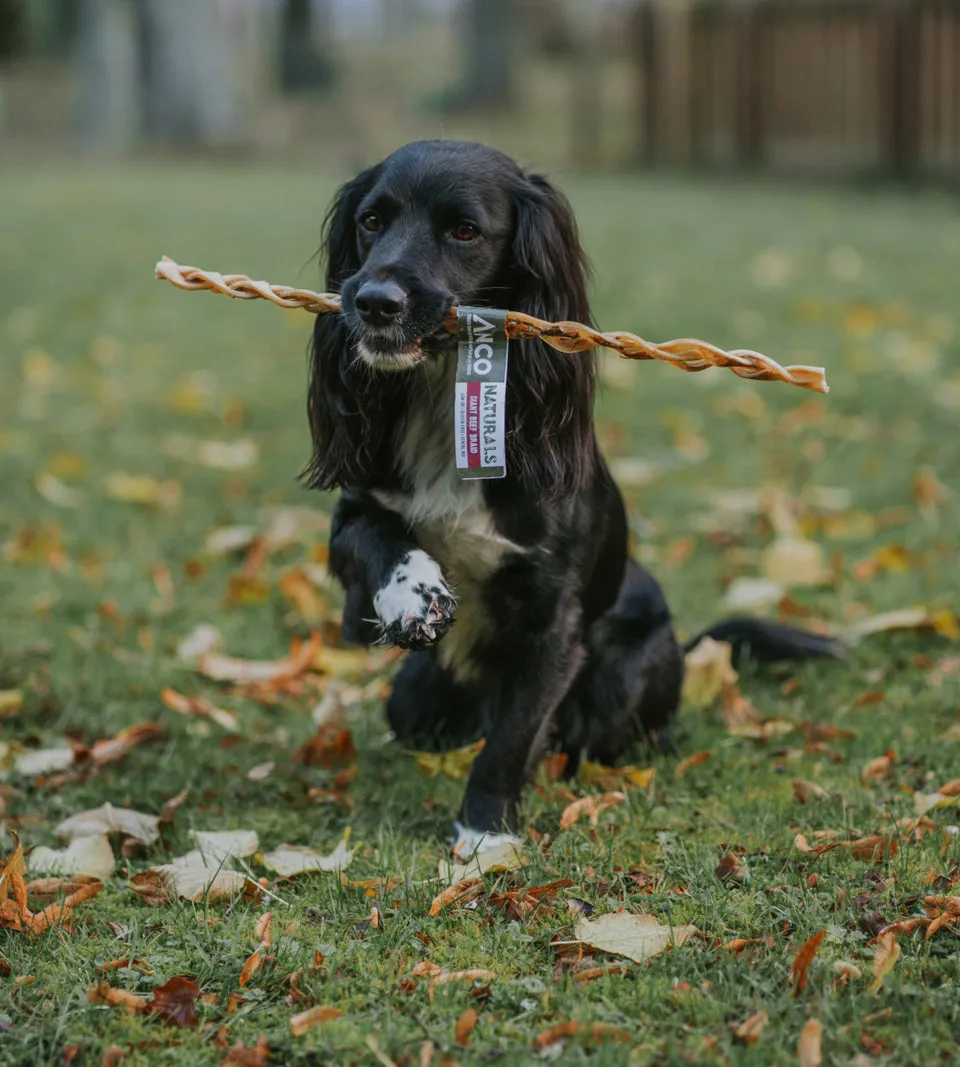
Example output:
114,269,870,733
454,307,509,480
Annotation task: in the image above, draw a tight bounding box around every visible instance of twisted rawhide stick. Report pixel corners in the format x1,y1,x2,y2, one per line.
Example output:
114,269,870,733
155,256,828,394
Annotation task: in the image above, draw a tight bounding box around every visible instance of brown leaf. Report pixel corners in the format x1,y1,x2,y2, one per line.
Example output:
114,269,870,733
579,762,655,792
198,633,321,685
428,969,496,1002
255,912,272,947
89,723,162,767
279,568,328,624
223,1034,269,1067
532,1022,631,1048
676,751,711,776
0,831,28,914
722,684,762,729
27,902,72,935
296,725,356,768
223,1035,269,1067
454,1008,479,1046
734,1010,769,1045
716,853,747,884
867,931,900,995
102,1048,124,1067
861,754,893,782
26,875,101,902
289,1005,342,1037
429,878,483,918
239,948,263,988
559,792,626,830
149,975,201,1028
791,930,826,995
793,780,828,804
63,880,105,907
797,1018,823,1067
87,981,147,1014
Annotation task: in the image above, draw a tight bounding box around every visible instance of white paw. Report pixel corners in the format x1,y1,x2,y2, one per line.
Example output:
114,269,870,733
373,550,456,649
452,821,523,858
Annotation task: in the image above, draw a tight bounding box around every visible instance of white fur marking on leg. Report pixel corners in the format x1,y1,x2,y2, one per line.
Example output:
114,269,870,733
373,549,452,633
452,821,522,856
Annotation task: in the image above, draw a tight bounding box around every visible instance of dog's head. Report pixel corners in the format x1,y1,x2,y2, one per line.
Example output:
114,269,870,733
305,140,595,494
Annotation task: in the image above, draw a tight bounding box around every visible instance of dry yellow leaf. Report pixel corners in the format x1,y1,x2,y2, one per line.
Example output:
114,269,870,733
682,638,737,708
574,912,697,963
797,1018,823,1067
867,931,900,995
559,792,626,830
290,1005,342,1036
734,1010,769,1045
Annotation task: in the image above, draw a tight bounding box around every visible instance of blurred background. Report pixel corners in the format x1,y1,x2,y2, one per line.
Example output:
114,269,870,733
1,0,957,175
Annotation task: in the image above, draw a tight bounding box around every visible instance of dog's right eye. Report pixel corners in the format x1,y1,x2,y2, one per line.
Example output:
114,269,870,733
359,212,382,233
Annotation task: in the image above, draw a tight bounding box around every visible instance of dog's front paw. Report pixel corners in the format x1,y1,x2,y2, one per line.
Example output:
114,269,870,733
374,550,456,650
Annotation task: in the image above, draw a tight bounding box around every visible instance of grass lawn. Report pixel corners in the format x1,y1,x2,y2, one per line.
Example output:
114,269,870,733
1,161,959,1067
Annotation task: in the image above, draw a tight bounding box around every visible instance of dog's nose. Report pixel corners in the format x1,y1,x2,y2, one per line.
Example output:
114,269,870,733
354,280,406,327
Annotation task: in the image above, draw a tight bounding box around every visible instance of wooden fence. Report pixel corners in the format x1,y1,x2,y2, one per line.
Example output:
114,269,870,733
634,0,960,178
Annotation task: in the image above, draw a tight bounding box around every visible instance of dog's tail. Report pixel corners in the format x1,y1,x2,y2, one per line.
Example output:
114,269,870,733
684,617,845,667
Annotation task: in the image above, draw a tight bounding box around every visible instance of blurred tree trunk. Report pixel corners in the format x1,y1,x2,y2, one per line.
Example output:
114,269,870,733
139,0,247,147
75,0,139,150
280,0,334,93
456,0,516,110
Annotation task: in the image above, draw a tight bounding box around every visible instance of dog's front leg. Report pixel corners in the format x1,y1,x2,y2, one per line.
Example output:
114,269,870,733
455,606,585,848
329,490,456,650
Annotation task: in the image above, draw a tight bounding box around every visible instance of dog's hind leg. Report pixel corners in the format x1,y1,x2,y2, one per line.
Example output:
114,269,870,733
386,651,484,751
556,558,684,768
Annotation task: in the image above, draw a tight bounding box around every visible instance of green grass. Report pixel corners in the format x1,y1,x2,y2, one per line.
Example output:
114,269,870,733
1,162,959,1067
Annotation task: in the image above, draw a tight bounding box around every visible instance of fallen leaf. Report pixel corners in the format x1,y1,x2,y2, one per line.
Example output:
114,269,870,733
428,969,495,1001
409,740,484,780
296,725,356,768
30,834,115,879
791,930,826,994
255,912,272,946
189,830,259,865
762,538,828,586
25,875,101,902
442,839,524,883
722,685,762,729
0,831,27,912
429,878,483,918
0,691,24,716
682,638,737,708
532,1022,631,1048
131,863,254,905
290,1005,342,1037
223,1034,270,1067
797,1018,823,1067
103,473,180,510
87,981,147,1014
149,975,201,1028
676,751,711,777
279,568,328,624
862,755,893,782
89,722,162,766
793,780,829,804
734,1010,769,1045
198,633,320,684
843,606,956,644
55,803,160,845
579,762,655,792
724,577,784,611
239,948,263,988
63,880,105,907
161,688,239,732
716,853,748,884
559,792,626,830
454,1008,479,1046
260,838,353,877
574,912,697,963
176,624,224,665
867,931,900,995
13,747,75,777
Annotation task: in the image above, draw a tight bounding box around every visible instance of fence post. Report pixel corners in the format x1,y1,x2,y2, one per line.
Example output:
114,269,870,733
735,0,763,167
883,0,921,177
635,0,659,165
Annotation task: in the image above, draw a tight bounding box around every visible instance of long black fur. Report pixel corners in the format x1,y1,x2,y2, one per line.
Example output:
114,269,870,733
303,140,841,839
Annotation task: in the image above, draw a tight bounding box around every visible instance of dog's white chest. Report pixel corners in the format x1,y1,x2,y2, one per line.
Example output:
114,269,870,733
372,364,520,586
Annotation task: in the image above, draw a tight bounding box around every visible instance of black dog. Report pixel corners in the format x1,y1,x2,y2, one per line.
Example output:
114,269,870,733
304,140,839,848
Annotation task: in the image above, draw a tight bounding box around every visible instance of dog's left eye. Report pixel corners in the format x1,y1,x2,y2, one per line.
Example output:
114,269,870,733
451,222,479,242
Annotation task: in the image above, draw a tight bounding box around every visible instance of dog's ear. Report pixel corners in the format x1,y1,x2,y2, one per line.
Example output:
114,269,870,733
507,172,596,496
302,166,398,491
